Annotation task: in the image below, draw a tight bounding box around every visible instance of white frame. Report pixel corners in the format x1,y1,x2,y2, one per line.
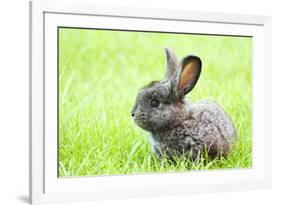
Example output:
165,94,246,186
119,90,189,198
29,1,272,204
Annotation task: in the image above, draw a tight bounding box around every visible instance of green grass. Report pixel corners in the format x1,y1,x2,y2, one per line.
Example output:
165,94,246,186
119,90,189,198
58,28,252,177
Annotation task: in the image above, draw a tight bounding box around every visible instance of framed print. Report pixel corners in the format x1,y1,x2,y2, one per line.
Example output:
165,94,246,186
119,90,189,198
29,1,272,204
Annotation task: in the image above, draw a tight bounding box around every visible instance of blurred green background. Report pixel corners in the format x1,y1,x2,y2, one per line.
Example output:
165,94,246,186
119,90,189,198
58,28,252,177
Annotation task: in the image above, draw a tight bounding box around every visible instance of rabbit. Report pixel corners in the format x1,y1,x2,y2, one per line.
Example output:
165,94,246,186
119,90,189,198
131,48,237,160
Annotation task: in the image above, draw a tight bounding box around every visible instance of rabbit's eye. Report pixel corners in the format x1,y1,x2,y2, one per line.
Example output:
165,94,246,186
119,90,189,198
151,99,159,107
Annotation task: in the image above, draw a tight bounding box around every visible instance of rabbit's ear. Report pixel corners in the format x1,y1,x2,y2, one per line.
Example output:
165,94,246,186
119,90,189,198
175,55,202,96
165,48,178,79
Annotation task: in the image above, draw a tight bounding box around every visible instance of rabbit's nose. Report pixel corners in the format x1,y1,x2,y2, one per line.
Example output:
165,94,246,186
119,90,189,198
131,105,137,117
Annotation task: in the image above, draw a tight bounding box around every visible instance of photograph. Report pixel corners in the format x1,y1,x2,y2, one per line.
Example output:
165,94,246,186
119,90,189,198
58,27,252,177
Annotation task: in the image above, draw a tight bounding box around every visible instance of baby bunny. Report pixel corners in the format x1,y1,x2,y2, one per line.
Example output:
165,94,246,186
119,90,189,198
131,48,236,160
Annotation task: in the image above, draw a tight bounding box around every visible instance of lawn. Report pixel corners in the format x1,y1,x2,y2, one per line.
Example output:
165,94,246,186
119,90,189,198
58,28,252,177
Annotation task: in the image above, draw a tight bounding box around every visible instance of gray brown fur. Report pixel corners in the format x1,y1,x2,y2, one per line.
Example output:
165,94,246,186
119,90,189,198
131,48,236,159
